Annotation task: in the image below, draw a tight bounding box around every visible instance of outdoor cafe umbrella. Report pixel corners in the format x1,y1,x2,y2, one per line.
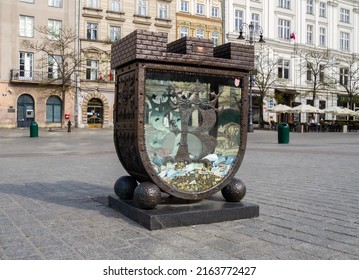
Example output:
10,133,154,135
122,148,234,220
350,110,359,117
268,104,292,113
336,107,355,116
268,104,292,124
323,106,346,115
290,104,320,113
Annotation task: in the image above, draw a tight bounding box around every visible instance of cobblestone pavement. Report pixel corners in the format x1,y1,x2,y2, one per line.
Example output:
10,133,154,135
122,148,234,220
0,128,358,260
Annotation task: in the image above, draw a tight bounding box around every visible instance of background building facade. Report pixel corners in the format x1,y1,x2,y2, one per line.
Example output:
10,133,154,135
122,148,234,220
224,0,359,125
0,0,74,128
176,0,223,46
0,0,176,128
77,0,176,128
1,0,359,128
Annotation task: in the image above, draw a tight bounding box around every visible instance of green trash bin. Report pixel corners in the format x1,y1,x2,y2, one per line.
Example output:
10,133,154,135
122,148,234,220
278,123,289,144
30,121,38,137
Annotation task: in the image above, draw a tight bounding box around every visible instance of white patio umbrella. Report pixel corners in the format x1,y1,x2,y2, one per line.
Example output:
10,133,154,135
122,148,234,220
350,110,359,117
290,104,320,113
268,104,292,113
323,106,345,115
336,107,355,116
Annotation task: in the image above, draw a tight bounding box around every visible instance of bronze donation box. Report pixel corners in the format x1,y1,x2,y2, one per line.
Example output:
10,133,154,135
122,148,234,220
111,30,254,210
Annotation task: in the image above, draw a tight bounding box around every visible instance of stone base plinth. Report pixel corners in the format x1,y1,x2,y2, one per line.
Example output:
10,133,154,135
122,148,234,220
108,194,259,230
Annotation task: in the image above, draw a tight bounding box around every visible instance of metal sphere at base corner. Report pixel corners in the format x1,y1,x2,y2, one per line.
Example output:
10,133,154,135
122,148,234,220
221,178,247,202
114,175,138,200
134,182,162,209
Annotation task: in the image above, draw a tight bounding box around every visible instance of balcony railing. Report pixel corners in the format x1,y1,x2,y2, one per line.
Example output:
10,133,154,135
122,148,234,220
10,69,62,83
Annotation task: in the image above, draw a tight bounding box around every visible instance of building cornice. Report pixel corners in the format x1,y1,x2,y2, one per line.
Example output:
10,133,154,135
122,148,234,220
327,1,338,7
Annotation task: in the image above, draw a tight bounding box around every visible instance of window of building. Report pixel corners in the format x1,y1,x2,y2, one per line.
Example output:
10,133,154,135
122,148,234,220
306,99,314,106
251,13,260,32
319,2,326,17
340,67,349,86
48,55,62,79
86,60,99,80
46,96,62,123
109,0,121,12
212,31,219,47
158,3,169,19
278,19,290,39
48,19,62,39
48,0,62,8
306,24,313,44
109,25,121,42
340,8,350,23
278,59,290,79
319,27,326,46
278,0,291,9
87,23,98,40
137,0,147,16
234,10,243,32
19,15,34,37
319,100,326,110
21,0,35,3
180,26,189,37
319,65,325,83
180,1,189,12
87,0,99,9
19,52,33,79
307,0,314,14
306,63,313,81
196,3,204,15
196,29,205,38
340,32,350,50
306,66,314,83
212,6,219,17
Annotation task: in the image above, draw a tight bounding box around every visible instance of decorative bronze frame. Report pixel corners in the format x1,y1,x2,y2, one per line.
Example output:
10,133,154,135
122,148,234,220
112,30,253,201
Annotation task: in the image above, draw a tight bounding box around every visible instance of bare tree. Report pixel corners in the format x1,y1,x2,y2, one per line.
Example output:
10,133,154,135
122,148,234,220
253,45,281,127
297,48,335,104
22,26,80,128
335,54,359,110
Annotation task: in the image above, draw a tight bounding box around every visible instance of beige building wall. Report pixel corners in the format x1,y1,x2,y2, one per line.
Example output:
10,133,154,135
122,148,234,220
0,0,75,128
175,0,223,44
77,0,177,128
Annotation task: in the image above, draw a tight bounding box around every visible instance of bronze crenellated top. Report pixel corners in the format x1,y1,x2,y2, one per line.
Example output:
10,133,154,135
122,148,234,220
111,29,254,71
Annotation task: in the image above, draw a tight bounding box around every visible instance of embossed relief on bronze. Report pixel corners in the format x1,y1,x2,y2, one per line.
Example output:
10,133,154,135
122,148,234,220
109,30,258,229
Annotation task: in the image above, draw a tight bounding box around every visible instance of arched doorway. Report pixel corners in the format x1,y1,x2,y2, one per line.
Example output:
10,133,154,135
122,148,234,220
46,96,62,123
87,98,103,128
17,94,34,127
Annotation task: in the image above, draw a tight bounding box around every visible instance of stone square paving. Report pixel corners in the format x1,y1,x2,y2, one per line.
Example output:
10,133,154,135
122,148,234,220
0,128,358,260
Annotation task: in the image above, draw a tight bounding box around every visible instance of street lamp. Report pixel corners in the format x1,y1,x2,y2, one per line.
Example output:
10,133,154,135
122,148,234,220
238,22,265,132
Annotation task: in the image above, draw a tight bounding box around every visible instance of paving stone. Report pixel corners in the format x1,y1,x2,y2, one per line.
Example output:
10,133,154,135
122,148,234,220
2,243,40,259
291,243,343,259
28,235,66,248
39,246,83,260
203,237,250,254
183,245,236,260
275,250,319,260
326,241,359,258
232,247,271,260
289,230,331,247
109,246,158,260
74,245,114,260
129,238,194,259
